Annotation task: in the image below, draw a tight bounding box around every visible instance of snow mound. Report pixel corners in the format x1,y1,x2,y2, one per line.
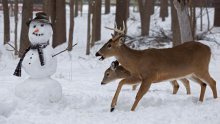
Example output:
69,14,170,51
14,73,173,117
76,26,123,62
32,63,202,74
15,78,62,104
0,88,16,117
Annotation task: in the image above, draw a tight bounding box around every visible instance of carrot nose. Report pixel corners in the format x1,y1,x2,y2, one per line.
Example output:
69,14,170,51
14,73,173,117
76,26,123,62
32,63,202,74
34,28,39,33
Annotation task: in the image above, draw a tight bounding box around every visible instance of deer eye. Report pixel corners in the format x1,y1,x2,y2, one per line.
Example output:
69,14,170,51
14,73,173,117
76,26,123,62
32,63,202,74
107,44,112,48
106,73,110,77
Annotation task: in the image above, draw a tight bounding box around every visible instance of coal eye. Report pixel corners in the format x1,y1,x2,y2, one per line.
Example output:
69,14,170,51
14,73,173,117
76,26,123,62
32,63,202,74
107,44,111,48
33,25,36,28
41,24,44,27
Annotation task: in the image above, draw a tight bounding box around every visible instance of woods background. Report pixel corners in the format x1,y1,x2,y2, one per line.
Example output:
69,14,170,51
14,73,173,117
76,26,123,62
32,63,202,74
0,0,220,56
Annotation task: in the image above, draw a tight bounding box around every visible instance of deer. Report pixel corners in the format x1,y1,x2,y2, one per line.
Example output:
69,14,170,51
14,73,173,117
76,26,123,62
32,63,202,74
96,23,217,111
101,60,191,112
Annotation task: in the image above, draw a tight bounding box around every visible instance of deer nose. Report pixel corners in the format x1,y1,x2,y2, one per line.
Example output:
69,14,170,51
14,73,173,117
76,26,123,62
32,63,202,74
96,52,101,57
34,28,39,33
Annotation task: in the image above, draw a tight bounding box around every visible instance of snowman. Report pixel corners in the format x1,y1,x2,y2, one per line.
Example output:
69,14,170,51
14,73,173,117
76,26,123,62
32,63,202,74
14,12,62,103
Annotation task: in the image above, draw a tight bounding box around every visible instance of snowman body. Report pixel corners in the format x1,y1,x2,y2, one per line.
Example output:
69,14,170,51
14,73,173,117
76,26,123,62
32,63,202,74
22,19,56,78
22,46,57,78
15,13,62,103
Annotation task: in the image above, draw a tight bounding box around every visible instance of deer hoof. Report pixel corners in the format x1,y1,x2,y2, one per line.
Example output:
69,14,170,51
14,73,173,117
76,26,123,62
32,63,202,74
110,107,115,112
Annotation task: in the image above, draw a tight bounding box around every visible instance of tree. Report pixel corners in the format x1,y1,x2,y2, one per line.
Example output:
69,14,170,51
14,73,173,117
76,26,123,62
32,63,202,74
43,0,51,15
19,0,33,56
189,1,196,40
14,0,19,55
214,0,220,27
91,0,101,46
138,0,152,36
173,0,193,42
79,0,83,16
2,0,10,44
68,0,75,51
105,0,110,14
86,0,92,55
171,0,181,46
160,0,168,21
50,0,56,25
75,0,79,17
125,0,130,20
115,0,130,34
52,0,66,48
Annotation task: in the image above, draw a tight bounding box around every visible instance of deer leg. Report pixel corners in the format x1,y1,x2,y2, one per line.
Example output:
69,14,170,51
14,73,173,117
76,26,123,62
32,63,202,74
180,78,191,95
191,76,207,102
170,80,179,94
131,79,152,111
110,79,126,112
196,73,217,99
132,84,138,91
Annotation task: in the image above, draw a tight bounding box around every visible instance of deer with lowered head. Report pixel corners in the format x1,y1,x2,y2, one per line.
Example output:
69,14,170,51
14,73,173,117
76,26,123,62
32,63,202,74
102,60,191,112
96,23,217,111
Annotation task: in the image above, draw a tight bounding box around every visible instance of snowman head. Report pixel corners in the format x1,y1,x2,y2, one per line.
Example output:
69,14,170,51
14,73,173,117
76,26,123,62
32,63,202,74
28,12,53,45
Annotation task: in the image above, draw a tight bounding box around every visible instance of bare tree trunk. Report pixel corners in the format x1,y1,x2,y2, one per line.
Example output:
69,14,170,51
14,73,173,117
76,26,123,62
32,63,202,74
3,0,10,44
105,0,110,14
19,0,33,56
214,8,220,27
9,0,14,17
115,0,129,34
14,0,18,55
173,0,193,42
91,0,101,46
79,0,83,16
138,0,152,36
191,4,196,40
68,0,75,51
160,0,168,21
52,0,66,48
171,0,181,46
86,1,92,55
74,0,78,17
150,0,154,15
125,0,130,20
200,7,203,31
43,0,51,15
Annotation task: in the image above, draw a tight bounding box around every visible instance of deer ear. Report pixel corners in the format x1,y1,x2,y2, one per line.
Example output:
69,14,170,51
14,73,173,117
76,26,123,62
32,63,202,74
117,37,125,46
111,33,114,37
110,61,119,71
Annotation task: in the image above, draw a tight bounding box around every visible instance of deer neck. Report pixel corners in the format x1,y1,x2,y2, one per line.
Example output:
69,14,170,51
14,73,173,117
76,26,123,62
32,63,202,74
115,44,140,74
116,66,131,78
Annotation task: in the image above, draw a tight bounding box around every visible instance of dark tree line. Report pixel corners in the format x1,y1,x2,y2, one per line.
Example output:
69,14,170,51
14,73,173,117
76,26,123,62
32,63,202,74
2,0,220,57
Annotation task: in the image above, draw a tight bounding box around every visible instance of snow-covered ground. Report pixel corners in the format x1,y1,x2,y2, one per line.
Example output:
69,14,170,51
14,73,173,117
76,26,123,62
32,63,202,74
0,6,220,124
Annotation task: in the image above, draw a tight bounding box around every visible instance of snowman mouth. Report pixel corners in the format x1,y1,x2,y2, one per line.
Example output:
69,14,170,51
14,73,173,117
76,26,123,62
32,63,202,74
33,32,44,36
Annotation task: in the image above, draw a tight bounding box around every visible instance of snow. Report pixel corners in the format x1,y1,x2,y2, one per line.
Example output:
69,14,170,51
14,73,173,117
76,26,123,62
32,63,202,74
0,6,220,124
15,77,62,104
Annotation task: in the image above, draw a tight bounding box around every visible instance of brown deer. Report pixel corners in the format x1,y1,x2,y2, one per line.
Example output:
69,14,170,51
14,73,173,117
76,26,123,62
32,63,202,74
102,60,191,112
96,24,217,111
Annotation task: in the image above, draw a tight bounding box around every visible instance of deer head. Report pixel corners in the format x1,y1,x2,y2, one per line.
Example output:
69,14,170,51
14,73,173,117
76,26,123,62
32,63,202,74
96,22,126,61
101,60,130,85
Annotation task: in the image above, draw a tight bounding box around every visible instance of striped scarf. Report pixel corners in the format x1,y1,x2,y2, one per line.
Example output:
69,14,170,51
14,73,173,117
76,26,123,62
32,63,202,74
13,43,48,77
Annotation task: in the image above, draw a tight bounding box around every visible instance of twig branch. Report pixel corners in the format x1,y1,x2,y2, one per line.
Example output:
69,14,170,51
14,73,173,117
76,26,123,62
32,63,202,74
52,43,78,57
7,42,19,53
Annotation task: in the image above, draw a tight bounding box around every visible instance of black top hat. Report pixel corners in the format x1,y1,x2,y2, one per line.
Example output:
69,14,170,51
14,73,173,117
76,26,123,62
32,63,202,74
26,12,51,26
